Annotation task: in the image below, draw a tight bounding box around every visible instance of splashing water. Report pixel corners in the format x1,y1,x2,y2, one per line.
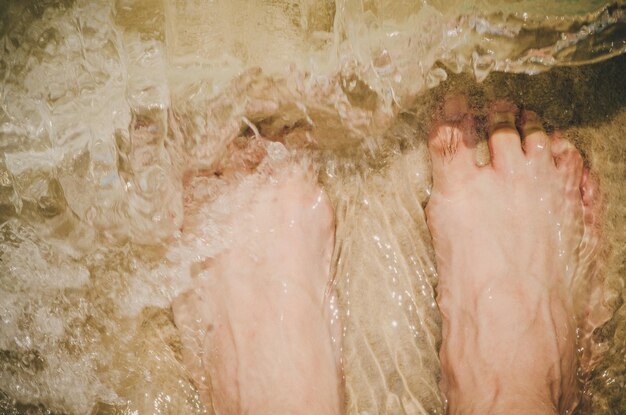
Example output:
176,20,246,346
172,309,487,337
1,0,625,414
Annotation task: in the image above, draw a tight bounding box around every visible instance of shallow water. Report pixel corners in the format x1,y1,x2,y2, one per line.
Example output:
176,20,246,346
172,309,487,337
0,0,625,414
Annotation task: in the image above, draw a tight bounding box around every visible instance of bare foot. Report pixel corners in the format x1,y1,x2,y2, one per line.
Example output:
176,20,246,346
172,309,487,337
172,147,343,414
425,97,602,414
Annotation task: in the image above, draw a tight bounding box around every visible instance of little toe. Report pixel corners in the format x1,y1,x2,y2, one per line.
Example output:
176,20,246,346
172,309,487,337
520,110,552,165
487,101,524,170
428,95,479,191
551,133,584,189
580,168,602,227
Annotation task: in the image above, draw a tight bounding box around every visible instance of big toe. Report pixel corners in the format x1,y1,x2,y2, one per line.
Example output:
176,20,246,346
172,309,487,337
428,96,479,192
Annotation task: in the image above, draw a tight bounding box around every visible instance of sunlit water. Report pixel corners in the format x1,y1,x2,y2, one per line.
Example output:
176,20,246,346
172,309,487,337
0,1,625,414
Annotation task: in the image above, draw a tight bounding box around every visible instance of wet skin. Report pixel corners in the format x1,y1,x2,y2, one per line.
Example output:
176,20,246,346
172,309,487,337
172,97,601,415
426,97,601,414
172,163,343,415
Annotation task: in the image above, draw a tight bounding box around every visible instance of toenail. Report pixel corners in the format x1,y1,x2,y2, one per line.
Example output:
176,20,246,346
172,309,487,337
488,112,517,135
520,111,545,137
442,95,469,122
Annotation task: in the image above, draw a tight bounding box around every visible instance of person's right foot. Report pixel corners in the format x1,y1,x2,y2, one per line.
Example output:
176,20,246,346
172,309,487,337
172,144,343,415
425,97,602,414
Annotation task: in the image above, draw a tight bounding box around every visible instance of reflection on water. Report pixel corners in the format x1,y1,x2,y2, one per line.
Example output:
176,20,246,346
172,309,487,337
0,0,625,414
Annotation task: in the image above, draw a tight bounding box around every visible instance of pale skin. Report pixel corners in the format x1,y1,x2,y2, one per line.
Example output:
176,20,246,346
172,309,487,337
172,97,600,414
427,96,600,414
172,162,343,415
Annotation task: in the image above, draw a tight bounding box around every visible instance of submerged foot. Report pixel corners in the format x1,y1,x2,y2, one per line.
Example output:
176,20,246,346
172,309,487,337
425,97,603,414
172,143,343,414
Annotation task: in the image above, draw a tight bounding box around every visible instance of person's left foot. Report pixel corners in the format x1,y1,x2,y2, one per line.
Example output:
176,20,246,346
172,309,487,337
173,146,343,414
425,96,603,414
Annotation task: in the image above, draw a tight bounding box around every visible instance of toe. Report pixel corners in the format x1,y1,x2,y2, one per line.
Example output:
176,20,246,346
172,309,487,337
487,101,524,170
551,133,584,190
428,96,479,191
580,168,595,207
520,110,552,165
580,168,602,227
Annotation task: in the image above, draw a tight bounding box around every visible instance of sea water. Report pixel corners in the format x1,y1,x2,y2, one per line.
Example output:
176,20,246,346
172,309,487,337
0,1,625,414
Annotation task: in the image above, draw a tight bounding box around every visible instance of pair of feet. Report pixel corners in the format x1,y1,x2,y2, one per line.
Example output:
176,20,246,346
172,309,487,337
172,96,601,414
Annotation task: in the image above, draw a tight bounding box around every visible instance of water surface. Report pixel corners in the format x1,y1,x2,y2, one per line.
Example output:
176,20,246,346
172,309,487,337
0,1,625,414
